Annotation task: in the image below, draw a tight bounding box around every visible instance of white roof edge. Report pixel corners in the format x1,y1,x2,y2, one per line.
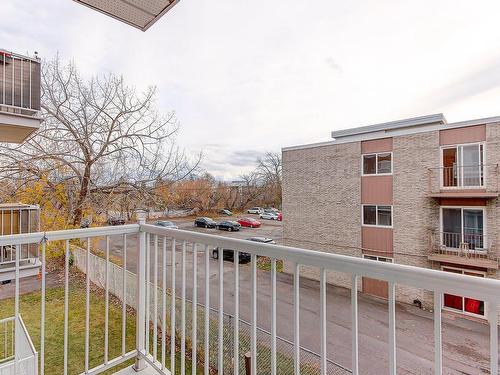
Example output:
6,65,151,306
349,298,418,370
283,114,500,153
331,113,447,139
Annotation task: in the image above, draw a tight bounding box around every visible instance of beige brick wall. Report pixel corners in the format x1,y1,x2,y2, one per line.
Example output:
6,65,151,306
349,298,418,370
282,142,362,289
392,131,440,308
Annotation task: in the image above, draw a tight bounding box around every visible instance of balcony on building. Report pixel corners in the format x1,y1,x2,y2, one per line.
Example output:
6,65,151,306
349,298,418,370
0,49,41,143
0,203,41,282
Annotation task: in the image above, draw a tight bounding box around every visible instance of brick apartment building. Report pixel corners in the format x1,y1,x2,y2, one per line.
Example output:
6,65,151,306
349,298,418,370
282,113,500,318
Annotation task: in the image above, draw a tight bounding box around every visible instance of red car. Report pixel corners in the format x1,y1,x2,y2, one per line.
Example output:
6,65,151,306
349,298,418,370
277,212,282,221
237,217,261,228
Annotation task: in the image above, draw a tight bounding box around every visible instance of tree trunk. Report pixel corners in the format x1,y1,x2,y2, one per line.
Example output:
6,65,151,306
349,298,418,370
73,164,91,226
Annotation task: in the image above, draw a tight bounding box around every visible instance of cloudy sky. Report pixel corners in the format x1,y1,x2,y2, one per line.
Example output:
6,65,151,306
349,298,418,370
3,1,500,179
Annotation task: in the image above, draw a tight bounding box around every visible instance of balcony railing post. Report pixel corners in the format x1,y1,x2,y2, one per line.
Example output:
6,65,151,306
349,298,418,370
134,210,147,371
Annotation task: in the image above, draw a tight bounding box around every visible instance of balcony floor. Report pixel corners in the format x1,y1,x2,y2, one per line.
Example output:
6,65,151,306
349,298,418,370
428,253,499,269
114,365,158,375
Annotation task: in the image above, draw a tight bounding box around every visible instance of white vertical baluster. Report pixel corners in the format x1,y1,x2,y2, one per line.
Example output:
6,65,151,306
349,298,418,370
218,245,224,375
251,254,258,375
271,258,277,375
104,236,109,364
170,239,176,372
434,292,442,375
181,241,187,374
122,234,127,357
40,240,46,375
388,281,396,375
14,244,20,375
351,275,359,375
204,245,210,375
293,263,300,375
63,240,69,375
162,237,167,370
234,250,240,375
145,233,150,355
320,268,327,375
489,303,498,375
153,235,158,361
192,243,198,375
135,212,146,371
85,238,90,373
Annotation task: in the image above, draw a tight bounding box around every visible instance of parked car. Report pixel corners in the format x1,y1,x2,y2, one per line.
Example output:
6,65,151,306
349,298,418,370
216,221,241,231
246,237,276,244
277,212,282,221
154,220,178,229
247,207,263,214
237,217,261,228
194,217,217,228
259,212,278,220
108,216,125,225
212,247,251,263
219,209,233,216
264,207,279,213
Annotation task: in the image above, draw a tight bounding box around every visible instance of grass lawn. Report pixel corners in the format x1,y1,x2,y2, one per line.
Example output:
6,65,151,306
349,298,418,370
0,272,201,374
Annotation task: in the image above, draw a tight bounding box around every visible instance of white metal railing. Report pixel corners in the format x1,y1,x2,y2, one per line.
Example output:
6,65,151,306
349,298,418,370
429,230,498,263
0,316,37,375
2,212,500,374
0,50,40,115
428,164,499,193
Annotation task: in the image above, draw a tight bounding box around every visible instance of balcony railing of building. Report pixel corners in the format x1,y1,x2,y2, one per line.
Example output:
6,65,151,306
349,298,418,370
2,213,500,375
427,164,499,197
428,230,498,269
0,315,38,375
0,50,40,116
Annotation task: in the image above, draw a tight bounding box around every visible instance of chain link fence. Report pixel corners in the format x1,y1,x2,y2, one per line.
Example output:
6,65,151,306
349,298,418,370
161,295,351,375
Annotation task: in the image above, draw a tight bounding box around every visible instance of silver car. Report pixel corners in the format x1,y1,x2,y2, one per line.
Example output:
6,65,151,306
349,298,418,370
259,212,278,220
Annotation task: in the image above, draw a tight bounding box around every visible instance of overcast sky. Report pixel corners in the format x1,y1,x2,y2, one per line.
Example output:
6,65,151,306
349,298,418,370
3,1,500,179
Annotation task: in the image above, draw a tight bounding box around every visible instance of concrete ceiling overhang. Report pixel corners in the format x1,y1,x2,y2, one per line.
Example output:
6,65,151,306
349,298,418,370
73,0,180,31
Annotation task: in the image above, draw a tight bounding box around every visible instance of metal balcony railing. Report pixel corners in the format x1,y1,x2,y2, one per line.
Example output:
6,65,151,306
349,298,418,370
0,50,40,116
2,213,500,374
0,315,38,375
428,230,498,262
427,164,499,194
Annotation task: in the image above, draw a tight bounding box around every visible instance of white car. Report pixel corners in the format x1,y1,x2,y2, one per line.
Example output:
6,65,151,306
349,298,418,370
259,212,278,220
247,207,263,214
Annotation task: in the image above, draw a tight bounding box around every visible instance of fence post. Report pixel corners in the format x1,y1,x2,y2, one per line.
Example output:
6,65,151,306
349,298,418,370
244,352,251,375
134,210,147,371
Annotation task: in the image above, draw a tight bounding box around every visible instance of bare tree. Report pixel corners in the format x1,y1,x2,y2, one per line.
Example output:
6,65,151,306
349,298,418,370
0,56,198,224
255,152,282,207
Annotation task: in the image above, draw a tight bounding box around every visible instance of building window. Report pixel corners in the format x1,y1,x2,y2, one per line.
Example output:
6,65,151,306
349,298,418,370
442,266,485,317
362,205,392,227
441,143,484,188
363,254,393,263
441,207,485,250
362,152,392,175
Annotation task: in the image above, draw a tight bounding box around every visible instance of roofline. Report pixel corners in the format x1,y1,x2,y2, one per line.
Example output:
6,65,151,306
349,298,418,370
283,114,500,153
331,113,447,139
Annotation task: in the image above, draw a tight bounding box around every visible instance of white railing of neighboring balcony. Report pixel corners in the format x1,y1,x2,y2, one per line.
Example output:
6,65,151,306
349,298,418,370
1,211,500,375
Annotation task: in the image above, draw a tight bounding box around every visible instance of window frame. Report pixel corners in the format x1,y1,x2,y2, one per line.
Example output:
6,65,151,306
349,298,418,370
439,205,487,251
362,204,393,228
439,142,486,189
441,265,486,318
362,254,394,263
361,151,393,176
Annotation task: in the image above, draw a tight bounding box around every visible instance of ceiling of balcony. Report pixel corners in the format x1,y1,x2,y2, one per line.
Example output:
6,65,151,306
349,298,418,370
73,0,180,31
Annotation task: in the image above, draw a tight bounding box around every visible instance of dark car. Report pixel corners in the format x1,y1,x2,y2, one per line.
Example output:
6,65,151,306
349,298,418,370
194,217,217,228
154,220,178,229
212,247,251,263
108,216,125,226
246,237,276,244
216,220,241,232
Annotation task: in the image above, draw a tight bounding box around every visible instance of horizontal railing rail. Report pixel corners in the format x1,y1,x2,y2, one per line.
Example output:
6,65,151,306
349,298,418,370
427,164,499,193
